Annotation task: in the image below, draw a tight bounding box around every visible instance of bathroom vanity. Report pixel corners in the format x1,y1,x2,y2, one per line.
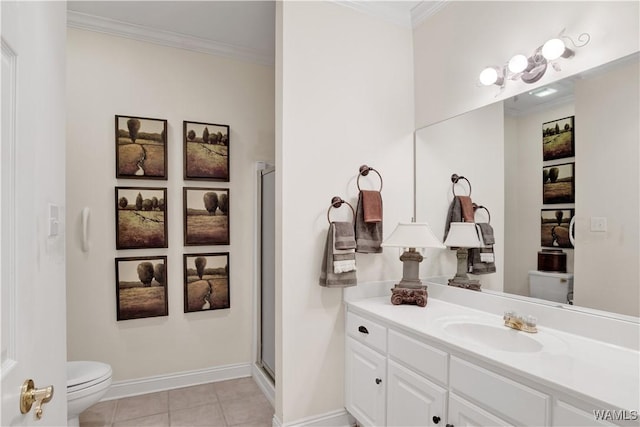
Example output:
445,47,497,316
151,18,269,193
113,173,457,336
344,282,640,427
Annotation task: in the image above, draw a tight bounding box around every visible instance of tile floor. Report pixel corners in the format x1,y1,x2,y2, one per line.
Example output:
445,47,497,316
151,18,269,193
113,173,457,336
79,377,274,427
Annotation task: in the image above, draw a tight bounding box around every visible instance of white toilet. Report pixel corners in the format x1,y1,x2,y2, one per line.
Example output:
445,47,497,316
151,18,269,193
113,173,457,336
67,361,112,427
528,270,574,304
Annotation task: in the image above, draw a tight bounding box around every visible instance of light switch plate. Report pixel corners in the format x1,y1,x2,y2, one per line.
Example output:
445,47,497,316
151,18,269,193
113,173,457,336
48,203,59,237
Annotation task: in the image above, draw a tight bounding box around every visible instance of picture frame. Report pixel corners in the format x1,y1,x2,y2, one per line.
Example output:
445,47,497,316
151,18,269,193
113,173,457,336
183,121,230,181
543,162,575,204
542,116,574,161
183,187,230,246
115,115,168,179
116,187,168,249
541,209,575,248
115,256,168,321
183,252,230,313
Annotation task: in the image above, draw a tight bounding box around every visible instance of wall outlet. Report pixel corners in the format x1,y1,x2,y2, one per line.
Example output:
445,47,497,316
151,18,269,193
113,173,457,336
590,217,607,232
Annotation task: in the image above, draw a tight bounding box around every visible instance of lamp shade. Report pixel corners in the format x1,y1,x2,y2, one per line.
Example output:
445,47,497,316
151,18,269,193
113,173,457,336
381,222,445,249
443,222,481,248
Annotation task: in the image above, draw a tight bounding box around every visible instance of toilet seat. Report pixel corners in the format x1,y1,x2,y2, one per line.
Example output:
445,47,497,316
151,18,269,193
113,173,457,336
67,361,112,393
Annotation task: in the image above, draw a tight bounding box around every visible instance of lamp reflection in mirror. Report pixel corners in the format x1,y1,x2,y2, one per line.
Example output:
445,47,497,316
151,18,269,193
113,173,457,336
479,32,590,88
381,222,445,307
444,222,482,291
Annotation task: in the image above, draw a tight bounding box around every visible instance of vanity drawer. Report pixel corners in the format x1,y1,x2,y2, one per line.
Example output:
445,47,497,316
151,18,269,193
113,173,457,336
450,356,550,426
346,311,387,353
388,329,448,386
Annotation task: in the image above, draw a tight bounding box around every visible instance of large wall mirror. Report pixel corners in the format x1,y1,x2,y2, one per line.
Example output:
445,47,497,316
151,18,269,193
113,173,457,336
415,52,639,318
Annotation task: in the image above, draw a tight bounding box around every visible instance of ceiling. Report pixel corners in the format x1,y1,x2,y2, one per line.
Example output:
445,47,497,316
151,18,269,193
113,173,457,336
67,1,443,65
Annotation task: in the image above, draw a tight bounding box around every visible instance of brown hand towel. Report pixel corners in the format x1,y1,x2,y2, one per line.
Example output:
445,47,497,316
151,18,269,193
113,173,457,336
458,196,475,222
319,223,357,288
355,191,383,253
361,190,382,223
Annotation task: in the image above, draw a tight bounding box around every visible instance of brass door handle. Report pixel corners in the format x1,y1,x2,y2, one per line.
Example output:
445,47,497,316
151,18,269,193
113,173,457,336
20,379,54,419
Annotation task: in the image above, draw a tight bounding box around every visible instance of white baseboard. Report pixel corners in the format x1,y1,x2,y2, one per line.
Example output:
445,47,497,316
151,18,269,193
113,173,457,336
102,363,252,400
272,409,355,427
251,363,275,406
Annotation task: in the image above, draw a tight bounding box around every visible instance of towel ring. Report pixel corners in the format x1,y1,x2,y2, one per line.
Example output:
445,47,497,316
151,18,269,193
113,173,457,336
357,165,383,192
327,196,356,224
473,204,491,224
451,173,472,197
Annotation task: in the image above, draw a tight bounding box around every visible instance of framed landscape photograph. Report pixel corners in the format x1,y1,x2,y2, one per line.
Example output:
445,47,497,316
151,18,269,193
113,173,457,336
184,187,229,246
116,187,168,249
115,256,168,321
542,116,574,161
115,115,167,179
183,253,230,313
543,162,575,204
541,209,574,248
184,121,230,181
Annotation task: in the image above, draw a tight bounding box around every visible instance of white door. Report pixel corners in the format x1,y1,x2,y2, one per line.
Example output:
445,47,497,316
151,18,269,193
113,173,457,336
1,2,68,425
387,360,447,426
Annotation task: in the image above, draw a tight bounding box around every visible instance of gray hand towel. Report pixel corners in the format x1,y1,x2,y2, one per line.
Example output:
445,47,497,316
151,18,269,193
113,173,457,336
476,223,495,245
468,223,496,274
319,223,357,287
355,191,383,253
333,221,356,250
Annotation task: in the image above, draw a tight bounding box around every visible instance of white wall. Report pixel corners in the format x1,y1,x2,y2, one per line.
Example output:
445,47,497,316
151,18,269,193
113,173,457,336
573,59,639,316
415,102,504,292
504,102,575,297
66,29,274,381
414,1,640,128
276,2,414,423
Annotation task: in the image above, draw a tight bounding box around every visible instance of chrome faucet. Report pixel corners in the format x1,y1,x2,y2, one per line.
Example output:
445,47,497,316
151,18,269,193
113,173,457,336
503,311,537,333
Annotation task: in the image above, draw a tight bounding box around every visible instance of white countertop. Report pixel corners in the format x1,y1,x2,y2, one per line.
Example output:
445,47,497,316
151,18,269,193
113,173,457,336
347,296,640,412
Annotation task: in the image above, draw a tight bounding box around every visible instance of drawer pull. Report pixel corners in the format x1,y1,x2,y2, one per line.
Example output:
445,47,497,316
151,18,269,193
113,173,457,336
375,378,382,385
446,424,454,427
432,416,441,424
358,325,369,334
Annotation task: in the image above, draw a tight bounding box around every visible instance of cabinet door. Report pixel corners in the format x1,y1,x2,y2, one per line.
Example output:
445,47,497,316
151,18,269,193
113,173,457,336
346,338,386,427
448,393,514,427
553,400,616,427
387,360,447,426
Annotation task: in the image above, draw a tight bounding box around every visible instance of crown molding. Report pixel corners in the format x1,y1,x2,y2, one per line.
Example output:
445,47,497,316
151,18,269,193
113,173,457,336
411,1,449,29
67,10,274,66
333,1,414,28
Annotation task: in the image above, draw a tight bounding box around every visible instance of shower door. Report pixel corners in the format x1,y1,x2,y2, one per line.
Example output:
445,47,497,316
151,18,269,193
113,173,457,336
259,167,276,381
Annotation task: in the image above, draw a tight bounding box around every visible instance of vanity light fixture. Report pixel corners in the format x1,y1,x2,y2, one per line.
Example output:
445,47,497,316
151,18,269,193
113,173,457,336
381,222,445,307
479,31,590,89
443,222,482,291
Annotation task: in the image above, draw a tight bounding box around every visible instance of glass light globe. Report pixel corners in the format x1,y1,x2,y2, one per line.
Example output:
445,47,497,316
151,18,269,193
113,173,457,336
542,38,566,60
479,67,499,86
508,54,529,73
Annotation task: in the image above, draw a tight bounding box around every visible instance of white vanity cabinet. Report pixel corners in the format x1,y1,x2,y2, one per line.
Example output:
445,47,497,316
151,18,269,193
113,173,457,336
345,305,636,427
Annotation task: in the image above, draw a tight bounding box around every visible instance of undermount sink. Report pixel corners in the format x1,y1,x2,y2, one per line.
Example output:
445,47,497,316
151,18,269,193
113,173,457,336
444,322,543,353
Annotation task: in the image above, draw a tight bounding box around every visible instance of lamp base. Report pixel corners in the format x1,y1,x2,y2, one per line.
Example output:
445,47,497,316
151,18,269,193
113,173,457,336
448,277,481,291
390,285,428,307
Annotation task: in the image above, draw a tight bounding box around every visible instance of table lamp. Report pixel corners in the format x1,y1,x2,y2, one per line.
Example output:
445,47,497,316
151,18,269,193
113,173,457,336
381,222,445,307
443,222,482,291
